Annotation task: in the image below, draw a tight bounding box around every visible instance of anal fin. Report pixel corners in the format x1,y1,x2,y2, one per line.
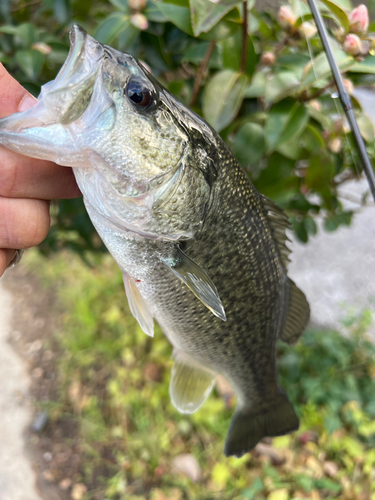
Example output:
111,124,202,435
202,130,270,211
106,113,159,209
170,351,216,414
163,245,226,321
280,280,310,345
123,273,154,337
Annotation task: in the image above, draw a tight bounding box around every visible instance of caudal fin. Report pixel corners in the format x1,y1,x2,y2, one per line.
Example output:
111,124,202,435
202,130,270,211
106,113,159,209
223,392,299,457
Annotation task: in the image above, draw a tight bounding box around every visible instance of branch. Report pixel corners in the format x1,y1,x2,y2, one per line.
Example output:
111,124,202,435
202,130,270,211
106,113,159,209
241,1,248,73
190,40,216,107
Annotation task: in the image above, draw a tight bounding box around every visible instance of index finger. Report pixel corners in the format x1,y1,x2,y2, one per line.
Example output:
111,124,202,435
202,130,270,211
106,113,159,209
0,63,37,117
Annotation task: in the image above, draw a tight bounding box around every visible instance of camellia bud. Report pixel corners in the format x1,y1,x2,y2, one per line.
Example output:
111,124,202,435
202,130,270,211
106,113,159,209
342,78,354,95
32,42,52,55
343,33,363,56
333,26,346,43
310,100,321,112
129,0,147,10
130,13,148,30
329,138,342,154
348,4,369,34
278,6,296,30
261,52,276,66
298,22,317,39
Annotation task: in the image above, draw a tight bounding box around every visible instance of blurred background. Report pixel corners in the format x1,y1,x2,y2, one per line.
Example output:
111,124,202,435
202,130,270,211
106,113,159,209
1,0,375,499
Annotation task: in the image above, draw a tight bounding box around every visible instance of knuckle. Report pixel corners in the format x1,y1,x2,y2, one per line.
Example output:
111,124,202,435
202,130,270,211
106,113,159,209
0,153,18,197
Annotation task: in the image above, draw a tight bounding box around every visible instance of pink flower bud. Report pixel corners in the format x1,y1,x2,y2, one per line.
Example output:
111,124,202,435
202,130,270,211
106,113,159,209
298,22,317,39
343,33,363,56
129,0,147,10
261,52,276,66
329,138,342,154
349,4,369,34
310,100,321,112
278,6,296,30
32,42,52,55
342,78,354,95
130,13,148,30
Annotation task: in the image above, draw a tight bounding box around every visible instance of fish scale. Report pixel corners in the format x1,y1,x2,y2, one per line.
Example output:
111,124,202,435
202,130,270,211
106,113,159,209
0,25,310,457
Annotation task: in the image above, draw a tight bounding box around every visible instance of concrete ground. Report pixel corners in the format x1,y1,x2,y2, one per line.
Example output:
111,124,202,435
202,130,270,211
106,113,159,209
0,279,42,500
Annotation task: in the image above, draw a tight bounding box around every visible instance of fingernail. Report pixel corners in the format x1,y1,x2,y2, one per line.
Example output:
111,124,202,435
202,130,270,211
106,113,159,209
18,94,38,112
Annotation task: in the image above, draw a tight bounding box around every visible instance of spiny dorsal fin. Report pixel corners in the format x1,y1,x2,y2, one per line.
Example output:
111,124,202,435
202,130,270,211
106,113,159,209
123,272,154,337
280,280,310,345
170,350,216,414
261,194,291,269
162,245,226,321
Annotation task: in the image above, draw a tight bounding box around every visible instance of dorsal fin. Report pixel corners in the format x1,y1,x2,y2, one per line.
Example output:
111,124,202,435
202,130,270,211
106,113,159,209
261,194,291,269
280,280,310,345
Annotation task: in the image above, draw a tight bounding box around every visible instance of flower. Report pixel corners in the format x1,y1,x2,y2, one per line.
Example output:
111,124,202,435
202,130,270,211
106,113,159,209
298,22,317,39
32,42,52,55
329,138,342,154
343,33,363,56
261,52,276,66
348,4,369,34
278,6,296,30
129,0,147,10
342,78,354,95
130,13,148,30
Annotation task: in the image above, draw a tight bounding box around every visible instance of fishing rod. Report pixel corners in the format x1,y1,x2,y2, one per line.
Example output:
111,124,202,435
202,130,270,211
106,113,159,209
307,0,375,203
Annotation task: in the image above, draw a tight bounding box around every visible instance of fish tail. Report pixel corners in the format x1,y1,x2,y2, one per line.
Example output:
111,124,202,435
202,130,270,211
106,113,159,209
223,391,299,458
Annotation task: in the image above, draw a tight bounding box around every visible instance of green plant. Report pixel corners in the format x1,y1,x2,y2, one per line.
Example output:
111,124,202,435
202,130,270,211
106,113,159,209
1,0,375,253
25,249,375,499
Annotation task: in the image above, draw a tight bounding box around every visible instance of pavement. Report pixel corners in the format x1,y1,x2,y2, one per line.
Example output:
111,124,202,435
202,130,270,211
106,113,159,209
0,279,42,500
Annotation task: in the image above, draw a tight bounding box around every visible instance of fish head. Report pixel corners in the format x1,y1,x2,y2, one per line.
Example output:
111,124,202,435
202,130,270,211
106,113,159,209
0,25,220,239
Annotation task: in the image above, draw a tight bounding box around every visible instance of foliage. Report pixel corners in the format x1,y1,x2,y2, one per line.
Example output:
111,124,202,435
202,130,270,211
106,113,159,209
26,249,375,500
1,0,375,251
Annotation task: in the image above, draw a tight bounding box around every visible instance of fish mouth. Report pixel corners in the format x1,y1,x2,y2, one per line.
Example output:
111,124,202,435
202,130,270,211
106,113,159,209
40,24,105,124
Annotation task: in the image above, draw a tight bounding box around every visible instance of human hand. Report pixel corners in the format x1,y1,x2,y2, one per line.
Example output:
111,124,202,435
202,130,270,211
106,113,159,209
0,64,81,277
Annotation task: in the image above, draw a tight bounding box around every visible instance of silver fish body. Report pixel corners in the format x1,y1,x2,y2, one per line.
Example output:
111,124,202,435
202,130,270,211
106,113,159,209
0,25,310,457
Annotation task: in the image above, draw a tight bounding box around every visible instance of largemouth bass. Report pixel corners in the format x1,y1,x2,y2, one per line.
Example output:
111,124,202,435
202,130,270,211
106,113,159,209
0,25,310,457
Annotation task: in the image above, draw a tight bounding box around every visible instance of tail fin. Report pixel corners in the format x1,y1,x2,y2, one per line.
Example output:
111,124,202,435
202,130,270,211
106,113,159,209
223,392,299,457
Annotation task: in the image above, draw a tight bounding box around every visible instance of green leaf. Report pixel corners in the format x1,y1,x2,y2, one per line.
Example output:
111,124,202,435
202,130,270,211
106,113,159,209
156,1,193,36
94,13,130,45
305,152,335,191
301,48,355,88
144,3,168,22
351,55,375,74
15,49,44,81
182,42,221,68
265,71,300,103
54,0,71,24
265,99,309,152
245,71,266,98
232,122,265,165
202,70,248,131
189,0,233,36
357,113,375,143
320,0,349,31
108,0,129,11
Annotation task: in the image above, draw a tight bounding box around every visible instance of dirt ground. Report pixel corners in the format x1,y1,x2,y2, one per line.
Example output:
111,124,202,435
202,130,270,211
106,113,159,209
1,265,83,500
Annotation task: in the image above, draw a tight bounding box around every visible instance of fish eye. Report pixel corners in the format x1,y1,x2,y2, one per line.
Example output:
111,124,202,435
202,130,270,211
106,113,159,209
125,81,153,109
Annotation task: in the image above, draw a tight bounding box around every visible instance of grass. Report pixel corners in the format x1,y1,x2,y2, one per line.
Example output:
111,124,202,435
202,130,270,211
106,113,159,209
23,249,375,500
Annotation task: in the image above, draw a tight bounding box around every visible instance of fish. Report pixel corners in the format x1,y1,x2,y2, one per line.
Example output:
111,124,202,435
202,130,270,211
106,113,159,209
0,25,310,457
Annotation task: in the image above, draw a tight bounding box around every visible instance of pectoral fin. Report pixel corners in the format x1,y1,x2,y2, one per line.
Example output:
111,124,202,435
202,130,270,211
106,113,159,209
123,273,154,337
163,245,226,321
170,351,216,414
